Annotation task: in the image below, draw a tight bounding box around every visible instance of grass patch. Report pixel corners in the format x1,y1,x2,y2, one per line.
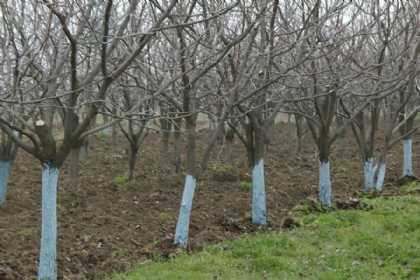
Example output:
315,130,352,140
239,181,252,192
401,180,420,194
158,212,170,222
114,175,129,186
107,194,420,280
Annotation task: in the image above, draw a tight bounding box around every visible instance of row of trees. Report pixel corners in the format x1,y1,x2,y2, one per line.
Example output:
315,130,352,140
1,0,420,279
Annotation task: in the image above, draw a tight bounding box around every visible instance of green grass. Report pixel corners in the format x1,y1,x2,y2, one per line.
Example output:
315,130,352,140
114,175,129,186
401,181,420,194
108,194,420,280
239,181,252,192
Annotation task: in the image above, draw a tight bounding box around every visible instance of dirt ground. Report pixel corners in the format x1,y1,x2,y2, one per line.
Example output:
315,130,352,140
0,125,415,279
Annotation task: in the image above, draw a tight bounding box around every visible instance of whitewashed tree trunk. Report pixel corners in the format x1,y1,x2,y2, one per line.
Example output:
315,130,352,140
0,161,12,204
319,161,332,207
251,159,267,224
363,158,374,192
174,175,196,248
375,162,386,192
38,165,60,280
403,138,413,177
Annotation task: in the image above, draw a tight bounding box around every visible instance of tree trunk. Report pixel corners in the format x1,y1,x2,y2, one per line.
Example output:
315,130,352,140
160,103,171,154
160,118,171,154
287,114,293,143
403,137,413,177
363,158,374,192
0,160,12,204
216,100,225,144
174,117,182,173
111,126,118,148
374,161,386,192
319,160,332,207
295,115,303,154
38,165,59,280
217,120,225,145
174,175,196,248
225,129,234,164
245,123,255,169
161,128,170,154
128,145,138,181
364,158,386,193
174,117,196,248
251,123,267,225
208,114,215,133
251,158,267,224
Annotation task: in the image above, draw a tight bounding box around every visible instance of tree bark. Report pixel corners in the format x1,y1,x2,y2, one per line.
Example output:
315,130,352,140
174,175,196,247
295,114,303,154
251,124,267,225
225,129,235,164
363,158,374,192
374,160,387,192
174,117,182,173
38,165,59,280
403,137,413,177
319,160,332,207
128,145,138,181
0,161,12,204
174,116,196,247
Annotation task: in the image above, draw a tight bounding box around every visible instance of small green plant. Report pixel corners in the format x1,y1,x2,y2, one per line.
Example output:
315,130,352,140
239,181,252,192
114,175,128,186
158,212,169,222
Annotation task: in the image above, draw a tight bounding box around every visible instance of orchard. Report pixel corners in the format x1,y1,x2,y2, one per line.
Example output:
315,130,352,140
1,0,420,279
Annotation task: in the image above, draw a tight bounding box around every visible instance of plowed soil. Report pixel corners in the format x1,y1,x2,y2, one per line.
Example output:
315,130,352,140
0,125,415,279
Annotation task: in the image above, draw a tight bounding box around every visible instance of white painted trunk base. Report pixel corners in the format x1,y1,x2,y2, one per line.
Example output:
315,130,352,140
252,160,267,225
174,175,197,248
319,161,332,207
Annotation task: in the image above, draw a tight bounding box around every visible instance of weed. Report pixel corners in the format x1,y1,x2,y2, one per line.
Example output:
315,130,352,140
158,212,169,222
114,175,128,186
239,181,252,192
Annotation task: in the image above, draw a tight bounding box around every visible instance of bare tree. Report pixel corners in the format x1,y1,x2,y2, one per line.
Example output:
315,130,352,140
0,0,177,278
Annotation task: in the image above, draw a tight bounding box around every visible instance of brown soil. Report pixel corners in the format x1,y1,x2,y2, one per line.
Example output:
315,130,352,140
0,125,415,279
